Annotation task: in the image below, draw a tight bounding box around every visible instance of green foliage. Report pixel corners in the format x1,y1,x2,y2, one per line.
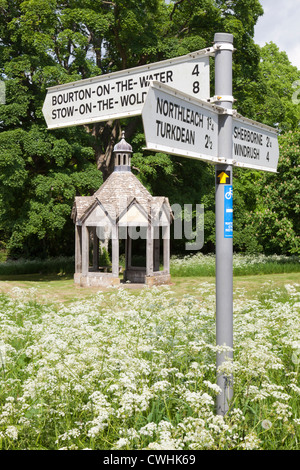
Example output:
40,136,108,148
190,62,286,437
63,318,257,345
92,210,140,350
0,125,102,257
170,253,300,277
0,256,74,276
247,43,300,131
231,43,300,256
232,168,263,253
0,0,110,257
250,130,300,255
0,0,299,258
0,0,169,257
99,247,111,268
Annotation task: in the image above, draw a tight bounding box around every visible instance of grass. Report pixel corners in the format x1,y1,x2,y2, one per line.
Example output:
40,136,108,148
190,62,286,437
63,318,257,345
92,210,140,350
173,272,300,301
170,253,300,277
1,270,299,305
0,254,299,450
0,253,298,280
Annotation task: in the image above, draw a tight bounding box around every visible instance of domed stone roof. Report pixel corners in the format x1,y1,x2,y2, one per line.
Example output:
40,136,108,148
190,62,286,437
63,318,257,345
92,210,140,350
71,131,173,224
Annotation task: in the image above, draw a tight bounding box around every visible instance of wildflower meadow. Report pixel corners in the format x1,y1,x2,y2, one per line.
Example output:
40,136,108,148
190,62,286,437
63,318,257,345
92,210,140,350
0,264,299,450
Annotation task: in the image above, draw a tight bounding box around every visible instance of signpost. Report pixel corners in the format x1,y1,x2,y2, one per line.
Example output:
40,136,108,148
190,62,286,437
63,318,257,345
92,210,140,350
141,34,279,416
42,48,212,129
42,33,280,417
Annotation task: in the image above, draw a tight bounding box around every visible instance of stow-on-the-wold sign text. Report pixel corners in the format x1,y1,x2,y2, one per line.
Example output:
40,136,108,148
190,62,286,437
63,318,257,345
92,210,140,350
50,72,172,120
42,52,210,128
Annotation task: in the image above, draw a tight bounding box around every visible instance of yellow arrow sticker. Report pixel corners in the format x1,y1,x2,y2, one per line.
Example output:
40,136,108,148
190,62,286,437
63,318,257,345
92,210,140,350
216,171,230,184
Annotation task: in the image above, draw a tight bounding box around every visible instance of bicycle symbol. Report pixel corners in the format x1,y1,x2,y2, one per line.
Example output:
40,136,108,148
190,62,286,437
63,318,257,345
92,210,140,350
225,187,233,200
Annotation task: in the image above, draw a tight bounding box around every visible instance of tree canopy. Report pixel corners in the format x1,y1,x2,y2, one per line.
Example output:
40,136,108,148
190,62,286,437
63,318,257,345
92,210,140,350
0,0,299,258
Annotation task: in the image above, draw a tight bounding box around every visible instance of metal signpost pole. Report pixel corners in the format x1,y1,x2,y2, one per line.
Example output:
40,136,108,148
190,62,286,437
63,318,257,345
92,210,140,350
214,33,234,416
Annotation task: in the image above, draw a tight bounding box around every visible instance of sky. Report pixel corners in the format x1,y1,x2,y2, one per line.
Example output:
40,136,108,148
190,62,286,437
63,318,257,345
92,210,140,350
254,0,300,70
164,0,300,69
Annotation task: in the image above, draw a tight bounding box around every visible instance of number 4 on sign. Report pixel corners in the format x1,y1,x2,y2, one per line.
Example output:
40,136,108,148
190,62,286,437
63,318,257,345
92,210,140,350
192,65,200,76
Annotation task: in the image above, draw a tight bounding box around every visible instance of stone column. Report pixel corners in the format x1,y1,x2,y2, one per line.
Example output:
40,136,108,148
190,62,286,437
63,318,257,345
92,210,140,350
75,225,82,273
92,227,99,272
163,225,170,274
111,224,119,277
125,228,132,270
153,226,160,272
82,224,89,276
146,223,154,276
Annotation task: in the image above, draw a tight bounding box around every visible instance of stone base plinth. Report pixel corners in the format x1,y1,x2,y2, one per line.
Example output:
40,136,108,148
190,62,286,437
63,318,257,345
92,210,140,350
124,269,171,286
74,271,171,288
145,272,171,286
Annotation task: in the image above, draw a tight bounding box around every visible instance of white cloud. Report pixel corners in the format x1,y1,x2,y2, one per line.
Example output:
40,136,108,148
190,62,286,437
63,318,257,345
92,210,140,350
254,0,300,69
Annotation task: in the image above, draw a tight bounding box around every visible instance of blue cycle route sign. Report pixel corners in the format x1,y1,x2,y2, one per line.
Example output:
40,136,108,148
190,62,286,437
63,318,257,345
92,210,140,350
224,185,233,238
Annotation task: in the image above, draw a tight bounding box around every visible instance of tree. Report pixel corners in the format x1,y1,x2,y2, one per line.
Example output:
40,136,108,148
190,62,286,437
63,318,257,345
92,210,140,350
2,0,285,258
230,43,300,256
244,42,300,131
249,130,300,255
0,0,105,256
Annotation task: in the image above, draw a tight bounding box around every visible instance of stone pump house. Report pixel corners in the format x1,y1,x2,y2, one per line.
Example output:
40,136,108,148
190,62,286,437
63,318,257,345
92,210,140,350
71,132,173,287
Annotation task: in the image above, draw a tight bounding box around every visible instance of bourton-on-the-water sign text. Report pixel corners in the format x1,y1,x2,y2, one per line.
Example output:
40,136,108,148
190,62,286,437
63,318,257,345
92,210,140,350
42,33,280,417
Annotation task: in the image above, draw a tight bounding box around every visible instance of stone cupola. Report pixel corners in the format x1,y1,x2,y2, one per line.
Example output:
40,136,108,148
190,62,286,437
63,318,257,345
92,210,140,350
113,130,132,172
